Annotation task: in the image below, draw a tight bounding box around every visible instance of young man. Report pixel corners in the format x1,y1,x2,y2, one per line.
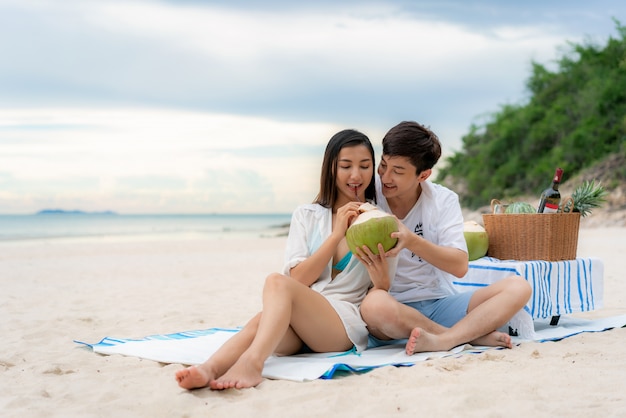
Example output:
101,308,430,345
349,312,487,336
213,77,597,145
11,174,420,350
357,121,532,355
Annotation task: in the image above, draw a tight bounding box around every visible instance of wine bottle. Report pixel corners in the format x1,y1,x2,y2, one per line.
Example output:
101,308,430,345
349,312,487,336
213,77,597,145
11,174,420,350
537,168,563,213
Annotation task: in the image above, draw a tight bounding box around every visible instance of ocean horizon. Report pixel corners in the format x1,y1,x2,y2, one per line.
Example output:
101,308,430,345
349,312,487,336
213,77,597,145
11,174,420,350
0,212,292,242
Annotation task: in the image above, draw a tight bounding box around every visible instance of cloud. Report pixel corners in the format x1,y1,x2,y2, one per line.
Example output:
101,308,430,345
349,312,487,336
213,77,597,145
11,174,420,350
0,107,343,213
1,0,574,126
0,0,623,213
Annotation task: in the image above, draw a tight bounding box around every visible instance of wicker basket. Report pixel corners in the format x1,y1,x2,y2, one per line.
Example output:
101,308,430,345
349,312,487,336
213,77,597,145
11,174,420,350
482,198,581,261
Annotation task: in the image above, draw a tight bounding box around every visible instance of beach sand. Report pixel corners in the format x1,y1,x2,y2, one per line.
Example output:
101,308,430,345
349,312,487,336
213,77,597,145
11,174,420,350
1,228,625,417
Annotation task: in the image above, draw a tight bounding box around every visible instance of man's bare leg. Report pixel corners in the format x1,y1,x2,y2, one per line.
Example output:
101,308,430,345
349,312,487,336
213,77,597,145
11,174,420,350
405,276,530,354
360,289,504,347
360,289,448,340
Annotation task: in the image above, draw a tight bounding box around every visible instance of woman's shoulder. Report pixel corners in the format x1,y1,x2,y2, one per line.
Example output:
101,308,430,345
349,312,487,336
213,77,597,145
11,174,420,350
291,203,329,219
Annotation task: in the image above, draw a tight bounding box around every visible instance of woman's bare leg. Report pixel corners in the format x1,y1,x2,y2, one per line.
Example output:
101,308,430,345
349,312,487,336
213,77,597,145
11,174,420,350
210,273,352,390
175,312,263,389
176,310,308,390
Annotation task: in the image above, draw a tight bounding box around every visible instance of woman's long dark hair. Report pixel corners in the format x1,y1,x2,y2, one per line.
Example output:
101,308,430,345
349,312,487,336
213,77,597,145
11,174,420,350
314,129,376,208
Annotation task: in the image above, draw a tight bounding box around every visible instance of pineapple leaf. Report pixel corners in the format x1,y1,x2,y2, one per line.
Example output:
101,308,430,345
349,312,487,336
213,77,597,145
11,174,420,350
568,180,608,217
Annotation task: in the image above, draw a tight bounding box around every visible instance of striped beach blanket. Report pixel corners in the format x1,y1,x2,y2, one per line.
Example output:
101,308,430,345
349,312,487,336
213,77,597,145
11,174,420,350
75,314,626,382
455,257,603,320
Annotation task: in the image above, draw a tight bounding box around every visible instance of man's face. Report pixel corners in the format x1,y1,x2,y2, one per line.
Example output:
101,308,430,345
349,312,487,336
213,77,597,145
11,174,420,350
377,154,428,200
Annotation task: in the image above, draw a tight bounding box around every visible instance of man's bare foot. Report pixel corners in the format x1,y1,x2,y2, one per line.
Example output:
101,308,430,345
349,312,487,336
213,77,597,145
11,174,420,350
175,366,214,390
209,358,263,390
471,330,512,349
405,327,447,355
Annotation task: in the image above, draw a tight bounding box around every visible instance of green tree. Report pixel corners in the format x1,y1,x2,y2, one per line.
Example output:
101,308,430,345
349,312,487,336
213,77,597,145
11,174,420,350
437,20,626,209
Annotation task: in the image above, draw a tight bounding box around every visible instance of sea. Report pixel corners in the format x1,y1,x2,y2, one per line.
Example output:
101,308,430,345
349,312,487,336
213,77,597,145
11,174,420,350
0,212,292,242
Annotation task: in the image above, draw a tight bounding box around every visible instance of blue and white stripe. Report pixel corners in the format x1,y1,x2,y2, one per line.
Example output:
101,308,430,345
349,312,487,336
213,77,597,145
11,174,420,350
453,257,604,320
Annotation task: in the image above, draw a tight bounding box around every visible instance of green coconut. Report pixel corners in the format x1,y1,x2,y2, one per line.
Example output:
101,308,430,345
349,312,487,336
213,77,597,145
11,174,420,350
346,203,398,255
463,221,489,261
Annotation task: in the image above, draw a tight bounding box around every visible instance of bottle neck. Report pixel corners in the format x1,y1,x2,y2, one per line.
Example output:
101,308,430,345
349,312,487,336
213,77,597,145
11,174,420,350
552,168,563,190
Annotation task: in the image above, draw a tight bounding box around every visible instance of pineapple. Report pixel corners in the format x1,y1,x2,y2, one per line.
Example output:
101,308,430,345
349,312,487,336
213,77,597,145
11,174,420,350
562,180,608,217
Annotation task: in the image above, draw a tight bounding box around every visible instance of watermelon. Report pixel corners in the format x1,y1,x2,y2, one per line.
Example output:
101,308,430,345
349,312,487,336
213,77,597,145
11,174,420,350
505,202,536,214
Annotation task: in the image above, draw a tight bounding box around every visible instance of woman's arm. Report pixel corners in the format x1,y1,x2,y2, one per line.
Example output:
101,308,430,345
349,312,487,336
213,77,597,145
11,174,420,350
290,202,361,287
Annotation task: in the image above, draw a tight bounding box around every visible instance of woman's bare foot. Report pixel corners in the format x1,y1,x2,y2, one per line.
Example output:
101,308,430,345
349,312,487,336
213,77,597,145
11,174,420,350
471,330,512,349
209,357,263,390
175,366,213,390
405,327,447,355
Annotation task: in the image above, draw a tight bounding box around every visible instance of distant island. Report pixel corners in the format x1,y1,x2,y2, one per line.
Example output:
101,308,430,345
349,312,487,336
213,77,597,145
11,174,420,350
36,209,118,215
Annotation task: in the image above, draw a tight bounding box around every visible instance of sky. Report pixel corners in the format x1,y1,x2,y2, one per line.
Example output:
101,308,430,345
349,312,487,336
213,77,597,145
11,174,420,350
1,0,624,214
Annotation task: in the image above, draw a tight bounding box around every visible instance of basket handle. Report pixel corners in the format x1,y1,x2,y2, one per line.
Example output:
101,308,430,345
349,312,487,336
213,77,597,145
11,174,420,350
560,196,575,213
490,199,502,213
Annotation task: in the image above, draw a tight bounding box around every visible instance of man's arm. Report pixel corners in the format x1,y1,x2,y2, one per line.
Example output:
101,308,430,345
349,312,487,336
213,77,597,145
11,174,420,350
386,220,468,278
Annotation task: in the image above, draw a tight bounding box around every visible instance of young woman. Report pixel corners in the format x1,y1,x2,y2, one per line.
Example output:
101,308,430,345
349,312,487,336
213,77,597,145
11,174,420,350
175,129,391,390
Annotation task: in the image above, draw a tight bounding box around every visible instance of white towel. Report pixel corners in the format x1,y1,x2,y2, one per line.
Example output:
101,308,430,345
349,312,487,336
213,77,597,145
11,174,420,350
75,314,626,382
455,257,604,320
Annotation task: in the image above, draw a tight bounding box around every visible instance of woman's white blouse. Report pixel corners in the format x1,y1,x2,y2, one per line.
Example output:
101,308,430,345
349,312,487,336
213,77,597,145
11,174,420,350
283,203,372,305
282,203,382,351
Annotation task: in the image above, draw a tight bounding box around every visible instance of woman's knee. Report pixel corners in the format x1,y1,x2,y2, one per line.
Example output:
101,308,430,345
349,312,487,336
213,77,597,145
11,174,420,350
263,272,291,291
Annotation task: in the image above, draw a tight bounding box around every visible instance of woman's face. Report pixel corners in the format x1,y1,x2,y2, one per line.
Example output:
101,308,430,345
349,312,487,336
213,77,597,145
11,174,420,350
334,144,374,204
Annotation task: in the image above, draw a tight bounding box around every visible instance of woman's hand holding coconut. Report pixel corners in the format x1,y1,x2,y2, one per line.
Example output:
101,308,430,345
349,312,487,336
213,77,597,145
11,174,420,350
332,202,362,239
354,243,391,290
345,203,398,291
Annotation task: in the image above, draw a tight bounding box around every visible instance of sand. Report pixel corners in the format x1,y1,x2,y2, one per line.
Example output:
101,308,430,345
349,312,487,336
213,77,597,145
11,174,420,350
1,228,625,417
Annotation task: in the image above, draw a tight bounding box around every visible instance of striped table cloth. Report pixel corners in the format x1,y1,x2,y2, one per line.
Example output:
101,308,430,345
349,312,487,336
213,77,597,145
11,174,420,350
453,257,604,320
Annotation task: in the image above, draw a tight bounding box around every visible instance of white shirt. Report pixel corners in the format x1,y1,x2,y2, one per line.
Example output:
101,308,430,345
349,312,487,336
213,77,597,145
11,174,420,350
375,176,468,303
282,203,373,351
283,203,373,303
